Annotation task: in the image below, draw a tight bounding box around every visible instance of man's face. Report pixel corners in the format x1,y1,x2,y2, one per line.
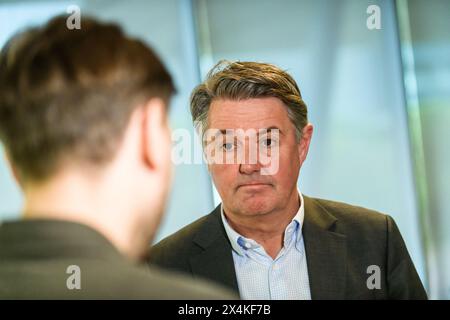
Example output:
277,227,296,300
207,97,310,217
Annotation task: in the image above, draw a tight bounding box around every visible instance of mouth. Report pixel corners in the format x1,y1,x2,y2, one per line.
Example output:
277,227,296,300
237,182,272,190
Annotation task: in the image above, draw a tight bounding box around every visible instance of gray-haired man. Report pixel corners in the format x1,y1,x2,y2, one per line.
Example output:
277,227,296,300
149,61,427,300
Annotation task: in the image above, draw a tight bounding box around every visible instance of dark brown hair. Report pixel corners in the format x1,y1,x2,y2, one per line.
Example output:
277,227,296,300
0,15,175,182
190,60,308,140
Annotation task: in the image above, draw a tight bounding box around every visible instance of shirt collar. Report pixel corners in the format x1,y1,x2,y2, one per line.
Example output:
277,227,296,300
221,189,305,257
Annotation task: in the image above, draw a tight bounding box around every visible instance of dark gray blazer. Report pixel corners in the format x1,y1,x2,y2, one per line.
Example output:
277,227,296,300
0,219,235,299
149,195,427,300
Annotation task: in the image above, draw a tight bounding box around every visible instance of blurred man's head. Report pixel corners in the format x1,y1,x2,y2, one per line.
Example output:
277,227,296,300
190,61,313,219
0,16,175,259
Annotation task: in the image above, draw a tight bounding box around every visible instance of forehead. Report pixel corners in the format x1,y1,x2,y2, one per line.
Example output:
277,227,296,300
208,97,291,130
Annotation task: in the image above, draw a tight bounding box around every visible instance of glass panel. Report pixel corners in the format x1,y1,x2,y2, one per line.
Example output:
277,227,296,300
0,0,213,242
397,0,450,299
194,0,427,286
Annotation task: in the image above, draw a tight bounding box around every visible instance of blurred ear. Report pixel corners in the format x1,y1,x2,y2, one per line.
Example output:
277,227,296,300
298,123,313,165
141,98,171,173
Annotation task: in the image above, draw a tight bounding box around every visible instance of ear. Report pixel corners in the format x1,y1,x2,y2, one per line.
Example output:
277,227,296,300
141,98,171,173
298,123,313,165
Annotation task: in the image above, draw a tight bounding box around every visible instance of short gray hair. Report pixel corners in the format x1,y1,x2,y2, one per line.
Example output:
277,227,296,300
190,60,308,141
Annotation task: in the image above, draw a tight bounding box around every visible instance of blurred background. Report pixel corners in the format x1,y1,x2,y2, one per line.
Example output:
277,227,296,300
0,0,448,299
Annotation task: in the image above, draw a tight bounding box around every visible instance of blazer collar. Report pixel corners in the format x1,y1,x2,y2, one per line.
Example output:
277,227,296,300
190,205,240,293
0,219,123,262
190,196,348,299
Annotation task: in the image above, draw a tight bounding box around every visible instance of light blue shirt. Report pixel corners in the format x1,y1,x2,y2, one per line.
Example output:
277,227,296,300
221,192,311,300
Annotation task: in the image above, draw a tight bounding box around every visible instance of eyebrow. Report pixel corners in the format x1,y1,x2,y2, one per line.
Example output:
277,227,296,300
217,126,284,136
264,126,284,136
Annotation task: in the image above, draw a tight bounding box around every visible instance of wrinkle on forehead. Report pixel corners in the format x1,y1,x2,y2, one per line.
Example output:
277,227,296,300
209,97,292,131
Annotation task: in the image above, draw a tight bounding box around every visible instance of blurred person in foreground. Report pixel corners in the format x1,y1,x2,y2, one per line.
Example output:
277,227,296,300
0,15,234,299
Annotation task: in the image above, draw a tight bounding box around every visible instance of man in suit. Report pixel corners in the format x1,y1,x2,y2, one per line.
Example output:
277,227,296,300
149,61,427,300
0,16,234,299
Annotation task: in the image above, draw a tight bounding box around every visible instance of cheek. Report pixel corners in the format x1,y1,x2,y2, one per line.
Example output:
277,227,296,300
273,146,301,185
165,130,172,159
287,142,302,166
210,165,237,192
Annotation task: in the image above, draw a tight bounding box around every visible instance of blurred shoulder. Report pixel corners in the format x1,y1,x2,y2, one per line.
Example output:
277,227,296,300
113,263,236,299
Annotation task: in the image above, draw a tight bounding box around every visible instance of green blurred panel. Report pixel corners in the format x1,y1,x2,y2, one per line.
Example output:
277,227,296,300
398,0,450,299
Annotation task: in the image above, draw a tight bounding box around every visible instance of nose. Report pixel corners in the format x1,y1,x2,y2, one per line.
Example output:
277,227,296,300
237,137,263,174
239,162,261,175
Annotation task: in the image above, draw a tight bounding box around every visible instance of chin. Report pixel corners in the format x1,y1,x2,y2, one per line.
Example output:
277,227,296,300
238,199,275,216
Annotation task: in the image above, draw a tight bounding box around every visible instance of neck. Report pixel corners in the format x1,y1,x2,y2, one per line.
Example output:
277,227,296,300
224,189,300,259
22,170,146,262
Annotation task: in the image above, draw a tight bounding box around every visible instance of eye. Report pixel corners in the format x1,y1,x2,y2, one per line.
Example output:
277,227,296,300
261,138,273,147
222,142,235,151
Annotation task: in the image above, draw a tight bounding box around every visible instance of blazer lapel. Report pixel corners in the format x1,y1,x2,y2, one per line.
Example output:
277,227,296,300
189,206,240,293
303,196,347,299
